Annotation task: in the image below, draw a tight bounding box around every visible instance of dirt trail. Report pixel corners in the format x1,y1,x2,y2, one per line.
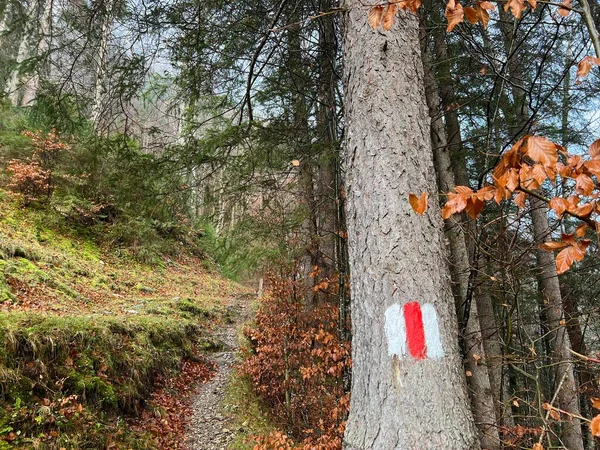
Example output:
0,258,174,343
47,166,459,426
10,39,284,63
185,294,251,450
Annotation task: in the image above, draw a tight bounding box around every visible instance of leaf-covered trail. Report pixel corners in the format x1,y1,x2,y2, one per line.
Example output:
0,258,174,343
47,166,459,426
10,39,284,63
185,293,251,449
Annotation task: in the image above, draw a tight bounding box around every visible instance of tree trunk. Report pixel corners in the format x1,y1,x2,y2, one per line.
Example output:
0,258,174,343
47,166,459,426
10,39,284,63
20,0,52,106
91,0,115,131
421,24,500,450
498,12,585,449
342,6,479,449
6,0,37,105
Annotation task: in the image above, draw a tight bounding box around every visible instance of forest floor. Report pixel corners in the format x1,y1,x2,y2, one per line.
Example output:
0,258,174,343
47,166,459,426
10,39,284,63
0,190,265,449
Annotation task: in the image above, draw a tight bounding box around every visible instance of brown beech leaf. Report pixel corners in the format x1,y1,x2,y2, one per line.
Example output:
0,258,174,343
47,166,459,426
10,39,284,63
493,139,525,180
382,3,398,30
561,232,577,246
549,409,560,420
409,192,428,215
532,443,544,450
549,197,569,218
576,174,595,196
442,190,468,218
591,397,600,410
466,197,484,219
504,0,525,18
494,186,511,204
400,0,423,13
463,2,493,27
568,154,585,170
526,136,558,167
574,202,594,218
464,6,478,23
558,0,572,16
539,241,570,251
515,191,528,209
590,414,600,437
476,1,494,27
520,166,540,190
575,223,588,238
576,56,600,82
555,240,591,274
527,0,537,9
590,139,600,159
445,0,464,32
475,185,496,201
585,159,600,178
368,5,384,29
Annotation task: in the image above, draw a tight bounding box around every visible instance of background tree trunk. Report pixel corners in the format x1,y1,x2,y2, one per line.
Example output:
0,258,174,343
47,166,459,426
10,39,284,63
421,25,499,449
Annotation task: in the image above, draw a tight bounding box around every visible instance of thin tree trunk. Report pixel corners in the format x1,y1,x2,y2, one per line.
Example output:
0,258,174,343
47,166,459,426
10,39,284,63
498,12,585,448
7,0,37,105
342,5,479,449
531,202,585,450
91,0,115,131
20,0,52,105
421,23,500,449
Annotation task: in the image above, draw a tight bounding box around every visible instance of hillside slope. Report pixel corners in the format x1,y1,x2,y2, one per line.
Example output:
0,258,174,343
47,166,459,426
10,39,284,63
0,189,249,449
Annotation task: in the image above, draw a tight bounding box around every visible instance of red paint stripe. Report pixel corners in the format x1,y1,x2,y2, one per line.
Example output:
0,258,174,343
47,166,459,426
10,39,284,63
403,302,426,360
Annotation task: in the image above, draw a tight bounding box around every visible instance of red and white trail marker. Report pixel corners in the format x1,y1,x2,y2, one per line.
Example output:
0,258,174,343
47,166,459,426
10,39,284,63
385,301,444,360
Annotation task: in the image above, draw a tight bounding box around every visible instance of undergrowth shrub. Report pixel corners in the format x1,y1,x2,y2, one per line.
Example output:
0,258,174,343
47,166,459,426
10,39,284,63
242,275,350,450
6,130,69,205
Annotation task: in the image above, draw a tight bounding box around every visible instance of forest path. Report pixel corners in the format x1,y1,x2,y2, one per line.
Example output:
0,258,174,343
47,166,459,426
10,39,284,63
185,292,252,449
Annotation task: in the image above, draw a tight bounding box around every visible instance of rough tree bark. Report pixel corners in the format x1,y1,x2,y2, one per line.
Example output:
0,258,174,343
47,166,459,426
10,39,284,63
342,4,479,449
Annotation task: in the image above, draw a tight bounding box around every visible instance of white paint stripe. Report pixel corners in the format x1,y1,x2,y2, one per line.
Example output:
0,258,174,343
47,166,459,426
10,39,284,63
385,303,407,357
421,303,444,359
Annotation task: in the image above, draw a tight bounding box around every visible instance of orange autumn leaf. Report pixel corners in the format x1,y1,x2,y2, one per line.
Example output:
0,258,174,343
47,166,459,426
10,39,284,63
584,159,600,178
467,1,494,27
576,56,600,82
442,188,469,218
576,174,595,196
555,239,591,274
527,0,537,9
532,443,544,450
590,139,600,159
466,196,484,218
464,6,478,23
526,136,558,167
478,6,492,28
400,0,423,13
575,223,588,238
539,241,570,251
382,3,398,30
504,0,525,18
558,0,572,16
409,192,428,215
590,414,600,437
549,409,560,420
591,397,600,410
549,197,568,218
446,0,464,32
368,6,385,29
573,201,594,217
515,191,528,209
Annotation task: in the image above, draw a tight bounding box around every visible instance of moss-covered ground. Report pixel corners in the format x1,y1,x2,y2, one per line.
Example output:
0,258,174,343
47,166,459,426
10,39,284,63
0,190,247,449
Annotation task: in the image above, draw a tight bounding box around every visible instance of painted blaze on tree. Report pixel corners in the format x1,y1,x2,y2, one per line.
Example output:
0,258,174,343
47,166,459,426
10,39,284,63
341,2,479,449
